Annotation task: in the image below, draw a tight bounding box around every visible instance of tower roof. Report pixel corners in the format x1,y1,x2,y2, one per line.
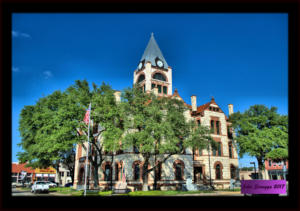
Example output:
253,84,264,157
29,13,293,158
139,33,169,69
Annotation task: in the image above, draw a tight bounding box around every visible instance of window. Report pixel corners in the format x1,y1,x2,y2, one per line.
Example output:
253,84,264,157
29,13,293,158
209,107,212,111
60,172,64,177
216,108,219,112
229,142,233,158
175,163,183,180
210,120,214,133
227,128,233,139
197,120,201,126
215,164,221,179
216,121,220,134
218,142,222,156
137,74,145,83
230,165,236,179
134,164,140,181
151,83,156,89
67,172,70,177
104,164,112,181
163,86,167,94
212,147,217,156
157,85,162,93
213,142,221,156
115,164,119,181
153,73,166,81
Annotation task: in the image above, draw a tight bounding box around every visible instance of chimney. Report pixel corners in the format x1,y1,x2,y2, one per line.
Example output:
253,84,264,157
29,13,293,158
114,91,121,103
153,87,158,96
228,104,234,115
191,95,197,112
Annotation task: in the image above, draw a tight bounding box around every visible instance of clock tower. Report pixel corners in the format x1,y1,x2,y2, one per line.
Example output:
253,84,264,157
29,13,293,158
133,33,172,96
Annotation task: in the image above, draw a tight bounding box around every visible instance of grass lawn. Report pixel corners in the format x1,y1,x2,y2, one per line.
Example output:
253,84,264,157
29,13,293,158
48,188,214,196
21,186,238,196
20,186,220,196
127,190,214,196
218,188,241,192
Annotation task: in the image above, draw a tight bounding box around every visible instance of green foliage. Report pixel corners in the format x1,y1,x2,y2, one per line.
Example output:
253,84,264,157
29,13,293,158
229,105,288,171
240,167,254,171
120,86,214,187
17,80,122,188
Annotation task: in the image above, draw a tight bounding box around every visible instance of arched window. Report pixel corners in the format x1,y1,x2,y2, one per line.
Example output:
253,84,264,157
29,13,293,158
134,163,140,181
115,163,119,181
215,164,221,179
104,164,112,181
175,163,183,180
153,73,166,82
137,74,145,83
230,165,236,179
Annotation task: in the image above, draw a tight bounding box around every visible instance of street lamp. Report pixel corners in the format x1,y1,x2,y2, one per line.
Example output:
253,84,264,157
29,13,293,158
250,162,257,179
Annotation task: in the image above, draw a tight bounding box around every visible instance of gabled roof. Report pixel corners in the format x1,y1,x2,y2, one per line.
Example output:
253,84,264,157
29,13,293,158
139,33,169,69
12,163,35,173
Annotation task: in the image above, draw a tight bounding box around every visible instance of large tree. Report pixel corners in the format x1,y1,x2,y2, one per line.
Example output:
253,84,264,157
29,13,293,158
120,86,215,191
229,105,288,178
66,80,123,188
18,90,81,183
18,80,122,188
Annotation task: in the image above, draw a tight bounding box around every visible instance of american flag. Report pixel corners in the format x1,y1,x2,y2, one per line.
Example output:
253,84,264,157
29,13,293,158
83,103,91,125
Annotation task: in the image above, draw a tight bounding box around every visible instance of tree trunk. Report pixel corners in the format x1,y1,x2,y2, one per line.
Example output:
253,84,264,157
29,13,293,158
142,157,149,191
153,153,157,190
257,157,264,179
54,162,61,185
110,153,114,190
93,164,99,188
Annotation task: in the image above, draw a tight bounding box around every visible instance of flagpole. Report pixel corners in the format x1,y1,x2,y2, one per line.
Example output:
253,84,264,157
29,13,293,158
84,103,91,197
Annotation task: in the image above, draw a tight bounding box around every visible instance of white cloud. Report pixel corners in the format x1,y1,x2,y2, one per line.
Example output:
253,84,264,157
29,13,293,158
12,30,31,38
43,71,53,79
12,67,20,72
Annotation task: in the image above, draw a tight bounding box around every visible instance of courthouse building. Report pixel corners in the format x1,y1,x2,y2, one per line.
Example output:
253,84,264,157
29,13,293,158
74,33,239,190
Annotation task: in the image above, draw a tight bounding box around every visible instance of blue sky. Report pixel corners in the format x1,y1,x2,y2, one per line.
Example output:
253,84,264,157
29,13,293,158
12,13,288,167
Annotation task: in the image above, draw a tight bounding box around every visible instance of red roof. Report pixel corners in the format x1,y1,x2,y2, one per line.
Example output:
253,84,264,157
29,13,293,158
12,163,35,173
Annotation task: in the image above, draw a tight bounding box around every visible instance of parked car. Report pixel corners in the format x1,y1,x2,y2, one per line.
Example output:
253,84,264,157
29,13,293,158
46,181,57,188
64,182,73,187
31,181,49,193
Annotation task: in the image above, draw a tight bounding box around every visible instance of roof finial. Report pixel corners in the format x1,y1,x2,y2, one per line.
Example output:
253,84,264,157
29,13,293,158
151,32,154,37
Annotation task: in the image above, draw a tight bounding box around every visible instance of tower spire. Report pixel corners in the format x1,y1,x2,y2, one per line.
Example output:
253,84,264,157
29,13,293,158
138,33,168,69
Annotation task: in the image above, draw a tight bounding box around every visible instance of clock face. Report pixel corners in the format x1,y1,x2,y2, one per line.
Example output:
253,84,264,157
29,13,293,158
157,60,163,67
138,62,143,70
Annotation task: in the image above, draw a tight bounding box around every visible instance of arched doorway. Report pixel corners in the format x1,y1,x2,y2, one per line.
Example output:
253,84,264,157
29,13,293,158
78,167,85,185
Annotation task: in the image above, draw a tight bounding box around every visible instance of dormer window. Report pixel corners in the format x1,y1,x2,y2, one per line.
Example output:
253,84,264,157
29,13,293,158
153,73,166,82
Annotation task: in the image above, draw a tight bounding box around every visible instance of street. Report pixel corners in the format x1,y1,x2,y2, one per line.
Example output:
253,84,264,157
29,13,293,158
12,188,55,196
